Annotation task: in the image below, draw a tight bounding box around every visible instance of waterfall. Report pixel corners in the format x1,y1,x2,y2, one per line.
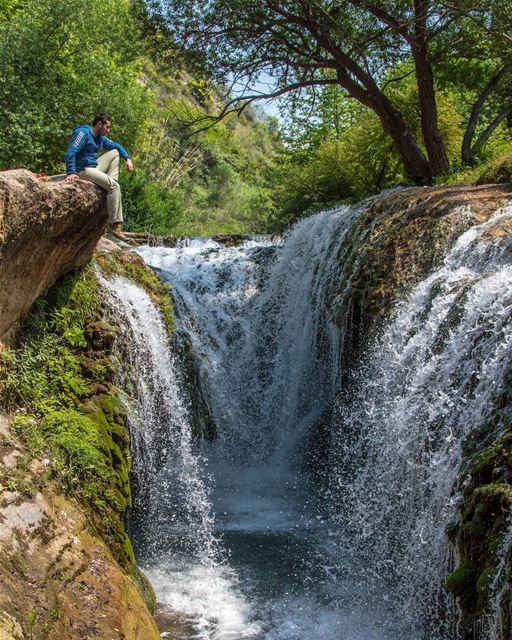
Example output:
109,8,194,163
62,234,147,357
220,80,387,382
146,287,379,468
101,195,511,639
136,207,359,465
328,204,512,638
100,275,261,638
100,274,215,559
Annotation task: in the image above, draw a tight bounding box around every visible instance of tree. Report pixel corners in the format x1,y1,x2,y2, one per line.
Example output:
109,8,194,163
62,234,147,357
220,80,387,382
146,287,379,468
160,0,511,184
460,64,512,165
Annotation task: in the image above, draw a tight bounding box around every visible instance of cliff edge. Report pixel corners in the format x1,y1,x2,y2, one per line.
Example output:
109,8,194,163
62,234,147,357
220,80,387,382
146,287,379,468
0,170,107,346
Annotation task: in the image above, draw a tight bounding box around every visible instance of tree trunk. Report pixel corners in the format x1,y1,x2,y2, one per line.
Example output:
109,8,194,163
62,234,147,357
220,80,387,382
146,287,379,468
373,96,433,185
462,65,510,166
303,6,434,186
412,0,450,176
334,67,433,185
471,104,512,158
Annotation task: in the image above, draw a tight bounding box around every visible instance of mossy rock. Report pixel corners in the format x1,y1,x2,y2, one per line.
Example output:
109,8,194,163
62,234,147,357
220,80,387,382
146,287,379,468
476,565,494,596
84,320,117,351
447,562,478,610
449,395,512,624
328,184,510,356
132,567,157,614
0,265,149,606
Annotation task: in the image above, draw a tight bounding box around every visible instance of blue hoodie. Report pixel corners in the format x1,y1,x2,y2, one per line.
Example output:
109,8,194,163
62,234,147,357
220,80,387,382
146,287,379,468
65,124,130,174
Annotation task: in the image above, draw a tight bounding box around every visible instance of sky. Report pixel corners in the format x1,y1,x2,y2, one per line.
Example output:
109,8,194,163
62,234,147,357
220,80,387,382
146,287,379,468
230,71,282,120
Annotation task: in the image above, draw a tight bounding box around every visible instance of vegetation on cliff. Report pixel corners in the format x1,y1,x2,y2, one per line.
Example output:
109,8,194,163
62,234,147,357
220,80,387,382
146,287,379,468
0,266,134,567
0,256,173,612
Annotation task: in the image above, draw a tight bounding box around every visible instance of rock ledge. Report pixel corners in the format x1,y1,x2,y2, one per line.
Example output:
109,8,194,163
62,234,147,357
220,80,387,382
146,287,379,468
0,170,107,346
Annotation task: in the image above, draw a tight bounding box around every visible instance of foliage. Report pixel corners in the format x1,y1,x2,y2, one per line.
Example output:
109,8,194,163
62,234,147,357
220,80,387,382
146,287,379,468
0,0,149,173
0,267,101,412
475,147,512,184
120,169,185,235
0,0,283,235
438,140,512,187
1,0,511,235
122,61,281,235
159,0,512,185
273,70,467,225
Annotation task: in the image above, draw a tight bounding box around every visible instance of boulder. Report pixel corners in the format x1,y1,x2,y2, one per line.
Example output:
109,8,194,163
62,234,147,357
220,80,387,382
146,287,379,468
0,414,160,640
0,170,107,346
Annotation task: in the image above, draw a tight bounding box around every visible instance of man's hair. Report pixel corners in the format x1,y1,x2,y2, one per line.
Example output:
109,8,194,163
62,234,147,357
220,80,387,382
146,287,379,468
92,113,111,126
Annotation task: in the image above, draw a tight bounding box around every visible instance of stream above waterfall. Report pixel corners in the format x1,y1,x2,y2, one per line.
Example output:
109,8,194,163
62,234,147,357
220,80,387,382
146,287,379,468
104,199,512,640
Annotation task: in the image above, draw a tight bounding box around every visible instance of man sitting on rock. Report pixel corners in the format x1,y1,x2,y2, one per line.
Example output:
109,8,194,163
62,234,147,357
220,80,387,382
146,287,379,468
65,113,133,239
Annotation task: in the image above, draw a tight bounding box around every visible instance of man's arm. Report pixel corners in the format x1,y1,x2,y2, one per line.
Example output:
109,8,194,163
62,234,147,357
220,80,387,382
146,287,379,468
101,137,129,160
101,137,133,172
64,129,87,178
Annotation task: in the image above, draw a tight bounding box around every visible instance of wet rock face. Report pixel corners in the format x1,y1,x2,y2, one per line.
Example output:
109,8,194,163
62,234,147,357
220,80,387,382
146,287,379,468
0,170,107,346
329,183,512,361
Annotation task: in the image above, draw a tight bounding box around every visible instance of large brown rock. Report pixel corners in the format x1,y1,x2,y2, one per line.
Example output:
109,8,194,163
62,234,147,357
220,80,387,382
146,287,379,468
0,170,107,346
0,415,161,640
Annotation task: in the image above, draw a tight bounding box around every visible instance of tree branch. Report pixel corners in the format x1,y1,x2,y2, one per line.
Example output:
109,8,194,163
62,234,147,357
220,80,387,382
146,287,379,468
183,78,342,135
462,64,511,164
472,102,512,158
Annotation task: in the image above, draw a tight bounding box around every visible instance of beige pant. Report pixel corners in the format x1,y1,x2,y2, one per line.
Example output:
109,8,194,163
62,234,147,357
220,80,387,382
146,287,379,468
78,149,123,224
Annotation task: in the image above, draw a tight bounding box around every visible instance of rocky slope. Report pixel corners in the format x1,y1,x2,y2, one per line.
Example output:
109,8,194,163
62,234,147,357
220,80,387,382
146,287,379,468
0,250,164,639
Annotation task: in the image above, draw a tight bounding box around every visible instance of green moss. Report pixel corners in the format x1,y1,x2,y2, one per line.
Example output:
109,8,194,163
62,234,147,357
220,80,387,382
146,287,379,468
447,562,477,601
476,566,494,596
0,265,103,413
132,568,157,614
0,262,163,613
0,266,136,572
95,252,175,335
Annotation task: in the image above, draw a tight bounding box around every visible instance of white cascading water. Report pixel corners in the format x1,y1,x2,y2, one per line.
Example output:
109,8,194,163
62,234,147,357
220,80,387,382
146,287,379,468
100,275,261,639
102,196,511,639
135,205,394,640
327,203,512,639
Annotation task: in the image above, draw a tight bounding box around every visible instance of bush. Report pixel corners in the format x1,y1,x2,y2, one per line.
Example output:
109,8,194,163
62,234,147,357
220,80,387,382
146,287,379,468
476,154,512,185
121,170,185,234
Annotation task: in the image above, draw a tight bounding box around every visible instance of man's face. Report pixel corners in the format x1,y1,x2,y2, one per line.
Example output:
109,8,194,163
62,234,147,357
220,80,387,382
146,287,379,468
98,120,111,136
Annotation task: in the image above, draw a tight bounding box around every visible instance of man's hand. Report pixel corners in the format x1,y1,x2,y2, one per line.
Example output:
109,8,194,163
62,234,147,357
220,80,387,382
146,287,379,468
66,174,79,182
126,158,134,172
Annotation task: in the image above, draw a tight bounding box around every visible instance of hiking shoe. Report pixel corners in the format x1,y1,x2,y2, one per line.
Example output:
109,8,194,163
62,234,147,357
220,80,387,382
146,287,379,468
107,223,127,240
